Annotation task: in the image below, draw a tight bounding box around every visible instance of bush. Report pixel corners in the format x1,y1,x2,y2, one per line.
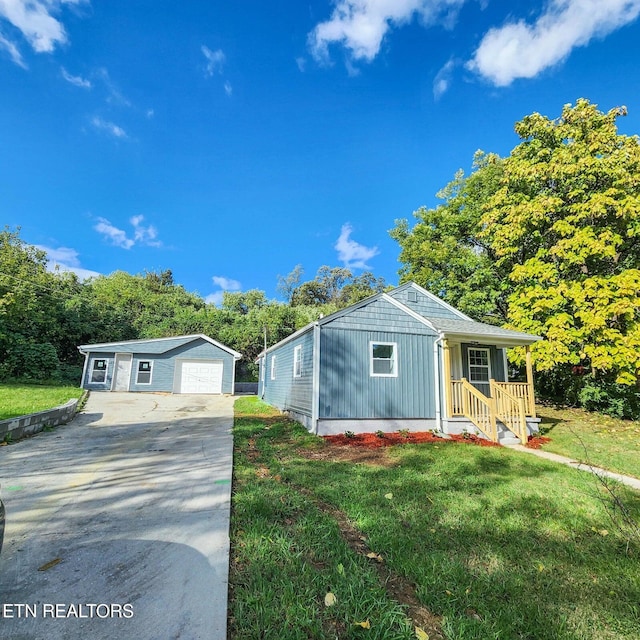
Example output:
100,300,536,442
577,376,640,419
0,340,60,381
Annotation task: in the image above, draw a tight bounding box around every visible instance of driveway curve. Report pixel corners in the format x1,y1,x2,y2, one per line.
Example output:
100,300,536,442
0,392,234,640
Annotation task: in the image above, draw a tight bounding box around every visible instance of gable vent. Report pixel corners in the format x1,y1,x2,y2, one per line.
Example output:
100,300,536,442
407,290,418,303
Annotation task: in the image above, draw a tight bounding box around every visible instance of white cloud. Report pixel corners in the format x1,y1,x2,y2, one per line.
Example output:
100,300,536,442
36,244,101,280
433,58,455,98
295,56,306,72
61,66,91,88
205,291,225,306
131,214,162,247
91,116,127,139
0,31,26,67
0,0,85,56
308,0,465,64
201,45,225,76
207,276,241,307
468,0,640,86
335,223,379,269
94,215,162,249
211,276,241,291
94,217,135,249
224,80,233,96
96,67,131,107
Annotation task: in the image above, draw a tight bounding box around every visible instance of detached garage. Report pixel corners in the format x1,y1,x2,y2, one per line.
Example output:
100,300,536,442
78,334,242,395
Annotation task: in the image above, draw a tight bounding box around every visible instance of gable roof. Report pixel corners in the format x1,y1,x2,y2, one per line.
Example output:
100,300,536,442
78,334,242,358
260,282,540,356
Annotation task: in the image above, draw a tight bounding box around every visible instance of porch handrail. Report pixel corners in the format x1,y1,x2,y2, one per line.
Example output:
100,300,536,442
459,378,497,442
490,380,528,444
493,381,536,417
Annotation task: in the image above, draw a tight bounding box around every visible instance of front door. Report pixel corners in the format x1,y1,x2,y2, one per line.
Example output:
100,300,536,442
467,347,491,397
112,353,132,391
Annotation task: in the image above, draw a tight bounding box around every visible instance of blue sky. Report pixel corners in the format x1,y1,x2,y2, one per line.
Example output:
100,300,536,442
2,1,640,304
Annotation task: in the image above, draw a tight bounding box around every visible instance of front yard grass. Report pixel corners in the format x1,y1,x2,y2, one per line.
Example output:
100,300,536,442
536,404,640,479
0,382,84,421
230,396,640,640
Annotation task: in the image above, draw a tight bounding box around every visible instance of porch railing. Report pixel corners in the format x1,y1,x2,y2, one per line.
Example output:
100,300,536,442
490,380,528,444
493,381,536,417
458,378,497,442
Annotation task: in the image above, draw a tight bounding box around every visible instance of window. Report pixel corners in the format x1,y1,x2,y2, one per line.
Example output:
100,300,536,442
293,345,302,378
270,355,277,380
90,358,108,383
468,348,490,383
370,342,397,377
136,360,153,385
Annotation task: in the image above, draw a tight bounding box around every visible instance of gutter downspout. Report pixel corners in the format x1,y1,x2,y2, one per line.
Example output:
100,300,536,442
311,323,320,435
433,334,444,432
78,348,89,390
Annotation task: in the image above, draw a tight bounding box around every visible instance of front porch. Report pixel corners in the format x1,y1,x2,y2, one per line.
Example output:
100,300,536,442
443,340,536,444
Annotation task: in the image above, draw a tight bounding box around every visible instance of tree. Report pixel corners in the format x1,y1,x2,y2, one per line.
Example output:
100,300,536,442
481,99,640,388
390,152,508,324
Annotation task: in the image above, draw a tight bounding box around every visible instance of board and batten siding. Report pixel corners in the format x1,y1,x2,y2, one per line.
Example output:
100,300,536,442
319,328,437,419
387,286,464,320
326,297,438,333
263,329,314,416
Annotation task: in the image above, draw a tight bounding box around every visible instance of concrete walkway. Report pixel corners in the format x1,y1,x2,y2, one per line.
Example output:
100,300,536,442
0,392,235,640
505,444,640,491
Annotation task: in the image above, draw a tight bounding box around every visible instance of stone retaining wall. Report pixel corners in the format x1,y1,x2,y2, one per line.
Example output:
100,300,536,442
0,392,86,442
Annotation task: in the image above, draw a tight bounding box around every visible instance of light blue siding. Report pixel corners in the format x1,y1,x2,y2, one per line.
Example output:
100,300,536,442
388,285,464,320
263,329,314,416
81,336,237,393
319,328,436,419
327,297,435,334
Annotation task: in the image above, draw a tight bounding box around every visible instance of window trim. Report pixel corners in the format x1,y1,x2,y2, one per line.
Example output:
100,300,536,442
467,347,491,383
270,355,277,380
90,357,108,384
293,345,302,378
136,359,153,385
370,341,398,378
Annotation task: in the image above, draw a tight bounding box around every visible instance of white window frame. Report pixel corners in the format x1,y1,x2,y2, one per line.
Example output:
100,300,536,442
270,355,277,380
468,347,491,383
293,345,302,378
370,341,398,378
136,359,153,385
90,358,108,384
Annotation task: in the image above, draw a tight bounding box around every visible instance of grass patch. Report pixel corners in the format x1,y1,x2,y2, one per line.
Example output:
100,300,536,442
0,382,84,420
230,397,640,640
536,405,640,479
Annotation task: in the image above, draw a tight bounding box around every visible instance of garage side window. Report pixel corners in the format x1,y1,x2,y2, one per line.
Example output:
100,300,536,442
370,342,397,377
293,345,302,378
136,360,153,384
90,358,108,383
271,355,277,380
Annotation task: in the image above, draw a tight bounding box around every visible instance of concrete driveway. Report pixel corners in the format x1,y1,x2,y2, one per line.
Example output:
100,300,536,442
0,392,235,640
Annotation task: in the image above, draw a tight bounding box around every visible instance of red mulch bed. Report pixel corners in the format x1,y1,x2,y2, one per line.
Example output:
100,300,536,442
323,431,501,448
525,435,552,449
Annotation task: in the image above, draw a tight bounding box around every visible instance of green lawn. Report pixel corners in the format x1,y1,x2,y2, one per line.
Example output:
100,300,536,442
0,383,84,421
536,405,640,479
230,397,640,640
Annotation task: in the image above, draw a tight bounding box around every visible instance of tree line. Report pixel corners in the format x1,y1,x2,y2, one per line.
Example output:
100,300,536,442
0,231,386,384
2,99,639,418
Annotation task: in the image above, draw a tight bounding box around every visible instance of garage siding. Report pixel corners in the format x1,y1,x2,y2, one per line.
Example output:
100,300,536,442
81,335,239,394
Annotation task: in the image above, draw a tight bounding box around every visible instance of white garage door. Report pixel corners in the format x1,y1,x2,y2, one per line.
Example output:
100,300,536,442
179,360,224,394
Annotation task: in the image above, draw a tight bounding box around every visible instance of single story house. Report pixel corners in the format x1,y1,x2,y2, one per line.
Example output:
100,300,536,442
257,282,541,444
79,334,241,394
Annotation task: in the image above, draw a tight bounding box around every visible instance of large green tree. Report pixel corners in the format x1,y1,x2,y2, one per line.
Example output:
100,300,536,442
390,152,507,324
482,99,640,386
392,99,640,410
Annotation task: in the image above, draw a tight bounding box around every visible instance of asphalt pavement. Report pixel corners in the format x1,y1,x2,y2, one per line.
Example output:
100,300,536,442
0,392,234,640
